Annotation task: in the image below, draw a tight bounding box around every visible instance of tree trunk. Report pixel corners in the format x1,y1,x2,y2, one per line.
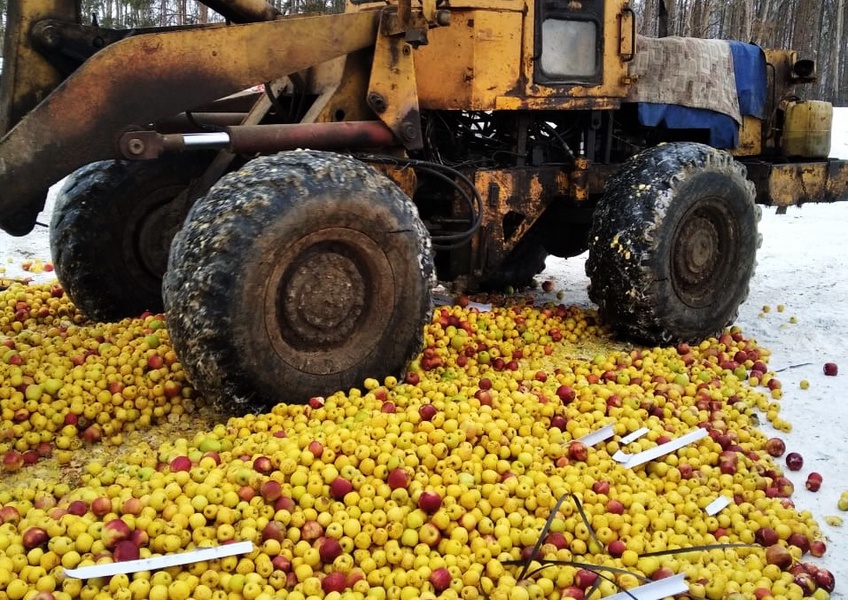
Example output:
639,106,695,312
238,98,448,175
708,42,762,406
833,0,845,101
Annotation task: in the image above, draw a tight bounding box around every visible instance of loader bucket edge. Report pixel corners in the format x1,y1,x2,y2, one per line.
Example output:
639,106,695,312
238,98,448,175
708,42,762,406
0,10,381,236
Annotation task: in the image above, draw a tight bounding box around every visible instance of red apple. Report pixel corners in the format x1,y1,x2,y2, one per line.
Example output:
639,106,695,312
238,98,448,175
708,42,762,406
261,480,283,503
319,537,343,563
418,491,443,514
430,567,452,592
253,456,274,475
102,519,132,550
607,539,626,557
0,505,21,524
301,520,324,541
330,478,354,500
814,569,835,593
544,531,568,549
568,441,588,462
785,452,804,471
561,587,585,600
556,385,576,403
805,472,822,492
574,569,598,590
322,572,348,594
605,499,624,515
765,544,792,569
592,480,610,495
765,437,786,457
755,527,779,547
419,404,437,421
810,540,826,557
651,566,675,581
22,526,49,550
262,521,285,543
272,555,292,572
3,450,24,472
387,468,409,490
113,539,140,562
823,362,838,376
91,497,112,517
274,496,295,512
787,532,810,555
550,415,568,431
307,440,324,458
170,456,192,472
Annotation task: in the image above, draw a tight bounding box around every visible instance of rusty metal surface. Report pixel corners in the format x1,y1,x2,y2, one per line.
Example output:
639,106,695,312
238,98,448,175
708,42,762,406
201,0,281,23
120,121,397,158
744,160,848,207
0,0,79,136
472,168,564,272
0,10,381,235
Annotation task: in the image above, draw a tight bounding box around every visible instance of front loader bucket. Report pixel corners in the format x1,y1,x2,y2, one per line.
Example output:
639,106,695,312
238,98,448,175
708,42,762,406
0,10,380,235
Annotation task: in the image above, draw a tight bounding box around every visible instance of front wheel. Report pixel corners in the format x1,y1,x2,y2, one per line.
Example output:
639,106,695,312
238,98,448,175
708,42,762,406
164,150,434,412
586,143,761,343
49,155,212,321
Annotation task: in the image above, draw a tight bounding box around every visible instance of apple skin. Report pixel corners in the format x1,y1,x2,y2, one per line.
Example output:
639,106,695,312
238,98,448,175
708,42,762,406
430,567,452,592
387,468,409,490
418,491,443,514
823,362,838,376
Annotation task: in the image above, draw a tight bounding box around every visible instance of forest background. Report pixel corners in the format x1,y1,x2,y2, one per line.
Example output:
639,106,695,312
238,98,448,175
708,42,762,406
1,0,846,105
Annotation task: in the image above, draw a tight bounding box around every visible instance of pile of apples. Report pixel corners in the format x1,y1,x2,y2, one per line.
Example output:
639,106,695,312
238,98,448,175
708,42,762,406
0,283,837,600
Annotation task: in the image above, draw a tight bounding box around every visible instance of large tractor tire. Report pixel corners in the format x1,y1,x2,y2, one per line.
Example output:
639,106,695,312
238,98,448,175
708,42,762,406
586,142,761,344
49,155,211,322
163,150,435,412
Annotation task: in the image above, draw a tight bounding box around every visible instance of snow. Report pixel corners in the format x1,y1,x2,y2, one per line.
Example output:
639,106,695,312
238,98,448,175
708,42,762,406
1,109,847,595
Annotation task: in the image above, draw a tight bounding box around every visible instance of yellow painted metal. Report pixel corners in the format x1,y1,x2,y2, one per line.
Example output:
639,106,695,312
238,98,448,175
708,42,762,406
367,28,422,149
414,9,523,110
413,0,629,110
516,0,629,106
746,161,848,207
731,116,763,157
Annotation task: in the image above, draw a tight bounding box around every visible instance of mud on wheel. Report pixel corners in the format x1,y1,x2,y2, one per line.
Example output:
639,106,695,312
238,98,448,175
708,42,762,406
586,142,761,344
50,155,212,321
164,150,434,412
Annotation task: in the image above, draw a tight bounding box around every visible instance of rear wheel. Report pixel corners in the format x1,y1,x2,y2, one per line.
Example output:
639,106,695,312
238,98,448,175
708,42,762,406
49,155,211,321
164,150,434,412
586,142,760,343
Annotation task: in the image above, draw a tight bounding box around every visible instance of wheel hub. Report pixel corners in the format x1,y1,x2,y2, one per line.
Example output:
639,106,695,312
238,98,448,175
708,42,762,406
672,205,731,308
281,250,366,346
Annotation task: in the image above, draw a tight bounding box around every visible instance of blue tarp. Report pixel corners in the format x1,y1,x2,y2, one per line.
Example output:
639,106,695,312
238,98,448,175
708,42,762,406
637,42,767,148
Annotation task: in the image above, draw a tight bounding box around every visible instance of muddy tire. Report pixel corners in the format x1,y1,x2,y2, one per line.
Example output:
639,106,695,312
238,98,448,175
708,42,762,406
586,143,761,343
164,150,435,412
49,156,211,321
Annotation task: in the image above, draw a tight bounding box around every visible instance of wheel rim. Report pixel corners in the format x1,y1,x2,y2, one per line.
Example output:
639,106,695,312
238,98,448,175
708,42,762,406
265,228,395,375
126,183,188,287
671,198,736,309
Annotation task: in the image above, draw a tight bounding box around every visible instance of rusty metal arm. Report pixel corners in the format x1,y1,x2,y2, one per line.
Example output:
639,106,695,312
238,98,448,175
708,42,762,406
0,10,380,236
119,121,399,158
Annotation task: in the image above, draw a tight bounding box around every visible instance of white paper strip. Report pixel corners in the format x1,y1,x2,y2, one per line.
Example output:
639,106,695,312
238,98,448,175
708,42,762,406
620,427,650,444
604,574,688,600
705,495,731,516
577,424,616,447
613,428,709,468
65,541,254,579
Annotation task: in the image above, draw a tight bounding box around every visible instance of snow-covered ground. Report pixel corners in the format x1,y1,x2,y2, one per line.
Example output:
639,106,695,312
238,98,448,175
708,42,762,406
1,109,847,595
